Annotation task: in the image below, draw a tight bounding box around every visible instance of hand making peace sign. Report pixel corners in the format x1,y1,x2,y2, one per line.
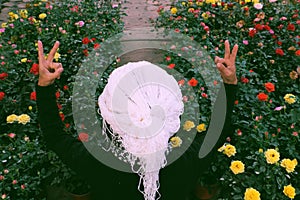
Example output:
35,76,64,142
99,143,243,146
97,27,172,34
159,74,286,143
37,41,64,86
215,40,238,85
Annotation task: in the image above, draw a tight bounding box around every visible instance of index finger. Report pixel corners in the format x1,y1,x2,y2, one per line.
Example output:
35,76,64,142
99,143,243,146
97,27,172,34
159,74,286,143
47,41,60,62
38,40,44,63
224,40,230,60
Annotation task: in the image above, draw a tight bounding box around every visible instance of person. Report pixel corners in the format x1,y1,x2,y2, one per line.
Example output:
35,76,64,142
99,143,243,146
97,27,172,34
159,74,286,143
36,40,238,200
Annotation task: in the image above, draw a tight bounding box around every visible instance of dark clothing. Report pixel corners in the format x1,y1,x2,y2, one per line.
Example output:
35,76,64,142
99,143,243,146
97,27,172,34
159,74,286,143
36,83,237,200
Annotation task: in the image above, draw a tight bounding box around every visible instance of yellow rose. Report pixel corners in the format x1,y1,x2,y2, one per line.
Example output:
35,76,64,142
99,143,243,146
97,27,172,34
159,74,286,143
252,0,260,3
181,2,186,6
283,185,296,199
196,123,206,132
39,13,47,20
224,144,236,157
21,58,27,63
201,13,209,20
1,23,7,28
170,7,178,15
206,0,216,4
196,1,203,6
8,12,14,17
170,136,182,148
244,188,261,200
18,114,30,125
258,148,263,153
245,0,251,2
183,120,195,131
265,149,280,164
281,158,298,173
6,114,18,123
230,160,245,175
188,8,194,13
19,9,28,19
13,14,19,20
284,94,296,104
28,106,33,111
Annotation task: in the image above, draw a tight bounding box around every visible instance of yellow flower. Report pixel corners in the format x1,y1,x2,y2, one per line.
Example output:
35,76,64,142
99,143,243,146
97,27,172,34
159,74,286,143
21,58,27,63
244,188,261,200
281,158,298,173
224,144,236,157
188,1,194,6
170,7,178,15
283,185,296,199
188,8,194,12
6,114,18,123
196,123,206,132
245,0,251,2
265,149,280,164
18,114,30,125
201,13,209,20
196,1,203,6
8,12,14,17
170,136,182,148
19,9,28,19
183,120,195,131
39,13,47,20
28,106,33,111
284,94,296,104
181,2,186,6
1,23,7,28
13,14,19,20
206,0,216,4
258,148,263,153
54,52,60,61
41,0,48,2
230,160,245,175
252,0,260,3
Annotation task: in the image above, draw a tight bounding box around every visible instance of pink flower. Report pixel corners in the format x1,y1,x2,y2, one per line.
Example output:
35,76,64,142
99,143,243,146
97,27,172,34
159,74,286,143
12,180,17,184
280,17,287,21
75,21,85,27
1,194,6,199
14,50,19,54
0,175,4,181
274,106,283,111
0,28,5,33
269,0,277,2
8,24,14,28
112,3,119,8
8,133,16,138
254,3,263,9
243,40,249,45
78,132,89,142
21,184,26,190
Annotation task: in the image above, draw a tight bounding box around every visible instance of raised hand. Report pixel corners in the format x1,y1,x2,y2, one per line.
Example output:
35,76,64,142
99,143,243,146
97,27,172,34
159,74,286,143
215,40,238,85
37,41,64,86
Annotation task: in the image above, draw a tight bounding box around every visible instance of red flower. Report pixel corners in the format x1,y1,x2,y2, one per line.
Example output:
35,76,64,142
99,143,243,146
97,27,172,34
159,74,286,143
0,72,8,80
7,133,16,138
275,48,284,56
94,43,100,49
82,37,90,44
55,91,60,99
201,93,208,98
264,82,275,92
70,5,78,12
187,78,198,87
244,7,249,12
295,50,300,56
63,85,69,90
83,49,88,56
30,91,36,101
264,25,271,31
204,26,210,32
65,123,70,128
277,41,282,46
248,29,257,37
234,100,239,105
168,63,175,69
255,24,264,31
166,56,171,61
57,103,62,110
287,23,296,31
240,77,249,83
91,38,96,42
0,92,5,101
30,63,39,75
78,132,89,142
59,112,65,121
257,92,268,101
178,79,185,86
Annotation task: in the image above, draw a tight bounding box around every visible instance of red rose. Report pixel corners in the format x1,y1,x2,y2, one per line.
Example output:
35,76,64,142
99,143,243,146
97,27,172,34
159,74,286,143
257,92,268,101
241,77,249,83
0,72,8,80
188,78,198,87
244,7,249,12
264,82,275,92
94,43,100,49
255,24,264,31
0,92,5,100
168,63,175,69
63,85,69,90
277,41,282,46
264,25,271,31
201,93,208,98
287,23,296,31
91,38,96,42
82,37,90,44
275,48,284,56
78,132,89,142
55,91,60,99
248,29,257,37
59,112,65,121
83,49,88,56
295,50,300,56
30,63,39,75
204,26,210,32
30,91,36,101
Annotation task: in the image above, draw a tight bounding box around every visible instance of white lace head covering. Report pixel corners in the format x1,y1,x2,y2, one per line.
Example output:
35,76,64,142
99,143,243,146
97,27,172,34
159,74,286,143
98,61,183,200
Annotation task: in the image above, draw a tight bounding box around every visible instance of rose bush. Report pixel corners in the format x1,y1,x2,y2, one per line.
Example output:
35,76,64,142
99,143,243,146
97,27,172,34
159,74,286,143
155,0,300,199
0,0,124,199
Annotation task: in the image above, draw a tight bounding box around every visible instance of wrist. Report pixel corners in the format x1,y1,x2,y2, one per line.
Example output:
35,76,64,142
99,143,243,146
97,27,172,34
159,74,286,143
38,79,53,86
